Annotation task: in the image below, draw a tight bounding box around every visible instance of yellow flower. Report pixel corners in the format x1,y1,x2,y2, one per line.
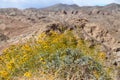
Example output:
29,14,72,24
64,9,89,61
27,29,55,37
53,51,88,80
77,40,83,46
43,45,48,49
40,57,43,61
22,54,28,62
99,52,105,59
52,38,59,43
42,61,46,64
0,57,3,61
6,64,12,70
93,70,99,79
22,44,31,51
50,30,57,37
2,48,8,54
6,60,14,70
38,33,45,38
0,70,8,78
24,72,31,77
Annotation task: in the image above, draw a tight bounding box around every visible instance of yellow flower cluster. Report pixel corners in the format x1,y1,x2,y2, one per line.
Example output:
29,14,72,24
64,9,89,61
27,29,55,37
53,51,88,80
0,30,109,79
6,60,14,70
24,72,31,78
0,70,8,79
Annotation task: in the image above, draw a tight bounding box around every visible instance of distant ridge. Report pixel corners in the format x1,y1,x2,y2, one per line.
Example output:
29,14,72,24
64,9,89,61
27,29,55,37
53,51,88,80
41,3,80,11
105,3,120,9
105,3,120,7
39,3,120,11
0,3,120,11
0,3,120,16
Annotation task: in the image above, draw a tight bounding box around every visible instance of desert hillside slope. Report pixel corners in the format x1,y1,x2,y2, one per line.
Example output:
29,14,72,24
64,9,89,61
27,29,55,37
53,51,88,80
0,3,120,79
0,3,120,55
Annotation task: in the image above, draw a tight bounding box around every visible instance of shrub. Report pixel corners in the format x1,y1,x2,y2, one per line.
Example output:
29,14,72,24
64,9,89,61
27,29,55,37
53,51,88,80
0,30,112,80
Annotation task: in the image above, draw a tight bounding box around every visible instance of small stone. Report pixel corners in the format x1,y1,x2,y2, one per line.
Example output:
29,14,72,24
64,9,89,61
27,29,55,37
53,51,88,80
113,61,118,66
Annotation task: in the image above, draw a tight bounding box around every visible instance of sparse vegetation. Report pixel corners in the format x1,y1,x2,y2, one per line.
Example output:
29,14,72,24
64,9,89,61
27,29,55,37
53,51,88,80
0,30,113,80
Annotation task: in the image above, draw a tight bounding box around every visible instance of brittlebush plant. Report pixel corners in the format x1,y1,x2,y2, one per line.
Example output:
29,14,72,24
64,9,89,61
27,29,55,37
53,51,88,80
0,30,112,80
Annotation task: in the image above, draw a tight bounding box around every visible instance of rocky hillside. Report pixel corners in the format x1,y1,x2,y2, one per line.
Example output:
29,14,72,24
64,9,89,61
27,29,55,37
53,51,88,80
0,3,120,64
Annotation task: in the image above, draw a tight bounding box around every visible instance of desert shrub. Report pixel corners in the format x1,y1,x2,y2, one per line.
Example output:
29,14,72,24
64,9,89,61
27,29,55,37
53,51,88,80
0,30,112,80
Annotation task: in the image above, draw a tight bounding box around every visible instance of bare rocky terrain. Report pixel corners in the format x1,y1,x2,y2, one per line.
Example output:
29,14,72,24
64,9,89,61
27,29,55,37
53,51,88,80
0,3,120,65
